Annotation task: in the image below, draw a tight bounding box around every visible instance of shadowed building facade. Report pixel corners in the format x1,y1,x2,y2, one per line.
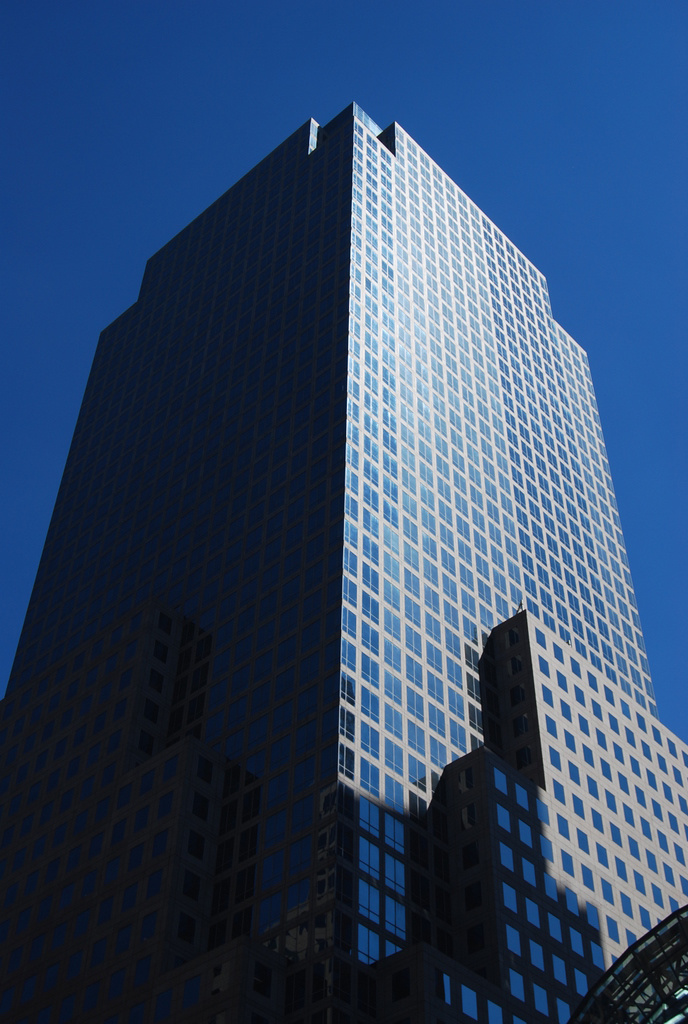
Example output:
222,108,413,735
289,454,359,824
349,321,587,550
1,104,687,1023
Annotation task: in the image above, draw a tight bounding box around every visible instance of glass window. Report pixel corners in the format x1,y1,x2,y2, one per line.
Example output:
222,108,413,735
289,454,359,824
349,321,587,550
154,990,172,1021
494,768,507,794
526,899,540,926
182,976,201,1009
506,924,520,955
503,882,517,912
461,983,479,1019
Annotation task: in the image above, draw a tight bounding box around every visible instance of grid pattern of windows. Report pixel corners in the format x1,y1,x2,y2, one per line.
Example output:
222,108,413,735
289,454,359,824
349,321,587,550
1,111,354,1020
336,111,658,963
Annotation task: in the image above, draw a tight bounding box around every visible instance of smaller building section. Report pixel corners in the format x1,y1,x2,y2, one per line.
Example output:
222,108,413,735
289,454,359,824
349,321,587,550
370,608,688,1024
376,941,528,1024
481,612,688,969
2,603,688,1022
479,609,546,788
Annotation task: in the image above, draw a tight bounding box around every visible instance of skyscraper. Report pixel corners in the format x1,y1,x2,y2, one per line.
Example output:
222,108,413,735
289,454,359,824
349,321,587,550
1,103,686,1024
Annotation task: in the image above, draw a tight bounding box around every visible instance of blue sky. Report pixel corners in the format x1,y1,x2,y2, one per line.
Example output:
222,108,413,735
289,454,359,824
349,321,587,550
1,2,686,735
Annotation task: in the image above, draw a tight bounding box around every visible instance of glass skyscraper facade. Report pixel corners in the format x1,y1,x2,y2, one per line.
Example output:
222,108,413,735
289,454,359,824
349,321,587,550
1,103,685,1024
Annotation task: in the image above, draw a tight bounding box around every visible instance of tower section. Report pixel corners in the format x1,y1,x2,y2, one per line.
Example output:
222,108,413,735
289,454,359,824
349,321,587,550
0,104,671,1024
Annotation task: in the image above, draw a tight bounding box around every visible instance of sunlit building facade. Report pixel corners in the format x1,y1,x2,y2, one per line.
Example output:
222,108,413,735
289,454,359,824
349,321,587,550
1,103,685,1024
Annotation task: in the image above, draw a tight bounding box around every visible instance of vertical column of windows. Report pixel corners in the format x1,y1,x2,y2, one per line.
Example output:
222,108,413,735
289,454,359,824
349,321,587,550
342,113,663,970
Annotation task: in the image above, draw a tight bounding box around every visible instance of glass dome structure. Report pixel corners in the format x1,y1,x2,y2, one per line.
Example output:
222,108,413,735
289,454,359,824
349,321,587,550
569,904,688,1023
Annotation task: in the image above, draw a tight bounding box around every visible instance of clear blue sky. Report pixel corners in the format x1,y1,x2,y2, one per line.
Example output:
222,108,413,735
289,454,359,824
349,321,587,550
2,2,686,735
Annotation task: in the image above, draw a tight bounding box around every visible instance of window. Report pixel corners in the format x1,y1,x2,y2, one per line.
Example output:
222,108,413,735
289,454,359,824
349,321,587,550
178,911,196,942
435,968,451,1003
359,880,380,924
253,962,272,998
187,830,205,859
392,968,410,1001
182,975,201,1009
154,989,172,1021
358,922,379,964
